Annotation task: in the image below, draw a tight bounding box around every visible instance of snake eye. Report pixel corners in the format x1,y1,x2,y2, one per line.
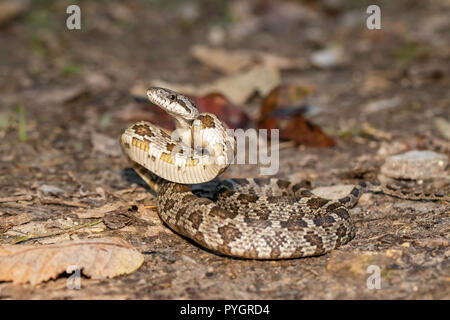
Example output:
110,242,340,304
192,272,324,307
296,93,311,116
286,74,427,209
169,94,176,101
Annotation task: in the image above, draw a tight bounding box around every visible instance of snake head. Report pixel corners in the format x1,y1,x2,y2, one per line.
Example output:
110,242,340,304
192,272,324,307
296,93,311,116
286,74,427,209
147,87,199,121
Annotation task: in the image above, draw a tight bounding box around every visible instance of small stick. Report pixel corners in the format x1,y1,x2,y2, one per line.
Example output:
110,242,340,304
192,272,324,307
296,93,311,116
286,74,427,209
0,195,33,203
12,219,103,244
40,197,90,208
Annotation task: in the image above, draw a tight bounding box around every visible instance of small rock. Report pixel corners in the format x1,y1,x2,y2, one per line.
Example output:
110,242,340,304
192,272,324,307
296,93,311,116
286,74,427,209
377,141,408,158
363,97,401,114
91,132,122,157
40,184,65,196
380,150,448,180
310,46,346,68
208,25,226,45
311,184,354,199
178,2,200,22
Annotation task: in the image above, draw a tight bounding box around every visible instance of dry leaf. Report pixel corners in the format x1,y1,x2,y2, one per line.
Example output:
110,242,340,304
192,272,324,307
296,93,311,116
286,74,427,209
190,45,307,74
104,211,133,230
258,84,336,147
194,93,250,129
191,45,254,74
151,64,281,105
129,85,250,129
0,237,144,285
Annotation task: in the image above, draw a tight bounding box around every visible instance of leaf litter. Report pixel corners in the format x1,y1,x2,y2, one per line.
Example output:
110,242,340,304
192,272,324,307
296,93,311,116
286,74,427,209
0,237,144,285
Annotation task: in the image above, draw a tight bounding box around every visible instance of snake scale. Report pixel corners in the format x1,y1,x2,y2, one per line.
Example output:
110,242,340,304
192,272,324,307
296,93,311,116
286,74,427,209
120,87,448,259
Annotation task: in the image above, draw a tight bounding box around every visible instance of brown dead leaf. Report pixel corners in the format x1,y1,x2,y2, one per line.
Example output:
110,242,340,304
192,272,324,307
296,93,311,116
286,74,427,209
0,237,144,285
258,85,336,147
151,64,281,105
103,205,139,230
128,89,251,130
190,45,307,74
191,45,253,74
104,211,133,230
195,93,250,129
0,213,31,233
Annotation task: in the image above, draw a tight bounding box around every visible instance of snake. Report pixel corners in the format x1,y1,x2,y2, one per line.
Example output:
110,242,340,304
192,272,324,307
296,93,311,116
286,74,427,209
120,87,449,259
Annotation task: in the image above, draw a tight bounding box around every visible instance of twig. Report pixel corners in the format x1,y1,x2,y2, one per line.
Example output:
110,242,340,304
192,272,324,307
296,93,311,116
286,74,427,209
40,197,90,208
12,219,103,244
0,195,33,203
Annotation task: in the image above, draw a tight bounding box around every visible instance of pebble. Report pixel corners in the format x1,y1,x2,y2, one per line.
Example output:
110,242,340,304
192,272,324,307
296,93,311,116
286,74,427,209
40,184,65,196
380,150,448,180
91,132,122,157
310,46,346,68
311,184,354,199
363,97,401,114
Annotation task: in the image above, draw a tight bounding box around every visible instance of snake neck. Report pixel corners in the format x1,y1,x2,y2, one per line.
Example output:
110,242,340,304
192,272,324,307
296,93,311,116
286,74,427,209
131,163,166,193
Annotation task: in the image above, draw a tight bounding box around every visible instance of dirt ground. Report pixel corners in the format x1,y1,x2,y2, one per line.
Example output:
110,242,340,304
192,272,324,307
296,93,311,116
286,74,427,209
0,0,449,299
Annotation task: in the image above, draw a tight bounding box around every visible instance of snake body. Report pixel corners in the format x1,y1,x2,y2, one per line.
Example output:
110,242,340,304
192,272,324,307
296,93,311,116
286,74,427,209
121,87,448,259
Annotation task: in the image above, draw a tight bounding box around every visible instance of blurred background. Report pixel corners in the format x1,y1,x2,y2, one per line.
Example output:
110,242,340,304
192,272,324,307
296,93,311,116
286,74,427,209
1,0,449,181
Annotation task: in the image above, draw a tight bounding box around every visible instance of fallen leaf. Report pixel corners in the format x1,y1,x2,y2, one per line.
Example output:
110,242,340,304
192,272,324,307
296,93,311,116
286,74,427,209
0,237,144,285
104,211,133,230
103,205,138,230
151,64,281,105
195,93,250,129
278,115,337,147
191,45,307,74
191,45,254,74
258,85,336,147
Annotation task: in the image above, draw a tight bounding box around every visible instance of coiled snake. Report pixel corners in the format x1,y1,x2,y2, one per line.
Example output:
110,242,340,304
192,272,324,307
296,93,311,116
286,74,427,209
120,87,448,259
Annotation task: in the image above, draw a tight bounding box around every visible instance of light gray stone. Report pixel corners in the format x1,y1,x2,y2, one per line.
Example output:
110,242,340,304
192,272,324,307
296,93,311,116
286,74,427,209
311,184,354,199
380,150,448,180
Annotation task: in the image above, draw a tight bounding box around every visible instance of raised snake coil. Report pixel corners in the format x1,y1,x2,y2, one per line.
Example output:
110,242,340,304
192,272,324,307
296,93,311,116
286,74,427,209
120,87,449,259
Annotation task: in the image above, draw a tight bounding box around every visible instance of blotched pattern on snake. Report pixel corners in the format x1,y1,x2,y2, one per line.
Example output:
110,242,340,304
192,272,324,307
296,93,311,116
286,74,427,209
120,87,448,259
